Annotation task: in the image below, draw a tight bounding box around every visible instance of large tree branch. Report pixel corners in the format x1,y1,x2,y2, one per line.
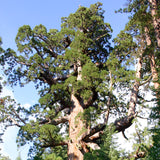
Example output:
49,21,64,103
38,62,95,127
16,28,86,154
38,72,70,85
7,115,23,127
11,109,26,125
95,33,109,41
16,60,31,67
82,123,105,142
41,141,68,148
54,103,70,116
139,74,152,86
36,34,58,58
5,108,26,128
82,88,98,108
87,131,104,142
39,116,69,125
82,113,136,142
85,142,100,150
82,55,142,141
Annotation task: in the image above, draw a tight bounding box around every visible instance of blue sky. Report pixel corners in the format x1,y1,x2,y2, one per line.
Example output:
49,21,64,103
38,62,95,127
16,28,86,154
0,0,129,159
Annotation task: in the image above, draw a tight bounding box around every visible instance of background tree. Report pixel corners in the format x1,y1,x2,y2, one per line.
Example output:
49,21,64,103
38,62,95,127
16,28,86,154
116,0,160,158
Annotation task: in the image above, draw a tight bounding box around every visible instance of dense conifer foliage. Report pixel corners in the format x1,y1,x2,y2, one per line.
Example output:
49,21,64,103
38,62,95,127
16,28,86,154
0,1,159,159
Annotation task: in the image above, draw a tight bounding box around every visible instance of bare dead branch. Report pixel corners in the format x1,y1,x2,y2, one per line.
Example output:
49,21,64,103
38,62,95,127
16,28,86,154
136,115,148,119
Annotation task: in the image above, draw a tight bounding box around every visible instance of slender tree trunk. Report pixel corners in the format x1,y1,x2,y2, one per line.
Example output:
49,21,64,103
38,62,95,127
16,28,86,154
149,0,160,47
150,54,159,90
147,0,160,91
144,27,159,91
114,55,143,138
128,57,142,116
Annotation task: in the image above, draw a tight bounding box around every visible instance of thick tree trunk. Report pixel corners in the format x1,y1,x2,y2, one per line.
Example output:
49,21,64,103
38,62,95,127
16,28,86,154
68,61,87,160
149,0,160,47
68,93,84,160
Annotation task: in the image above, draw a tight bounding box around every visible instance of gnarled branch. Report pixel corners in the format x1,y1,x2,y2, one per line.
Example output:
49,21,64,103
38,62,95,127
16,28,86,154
39,116,69,125
41,140,68,148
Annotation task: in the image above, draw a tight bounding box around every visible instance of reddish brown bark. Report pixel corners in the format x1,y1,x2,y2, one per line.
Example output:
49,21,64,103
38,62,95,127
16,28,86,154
150,54,159,90
144,27,159,91
149,0,160,47
68,94,85,160
67,60,90,160
147,1,160,96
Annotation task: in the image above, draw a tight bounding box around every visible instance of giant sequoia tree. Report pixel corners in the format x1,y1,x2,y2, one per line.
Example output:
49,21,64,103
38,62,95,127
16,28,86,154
0,3,114,159
0,2,159,160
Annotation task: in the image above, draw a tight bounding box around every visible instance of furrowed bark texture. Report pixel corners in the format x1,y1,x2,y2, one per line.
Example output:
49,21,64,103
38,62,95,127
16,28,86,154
68,94,84,160
68,62,88,160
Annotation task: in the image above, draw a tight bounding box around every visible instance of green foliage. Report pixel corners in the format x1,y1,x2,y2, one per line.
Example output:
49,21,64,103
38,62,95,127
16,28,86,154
147,127,160,159
84,149,109,160
1,1,159,159
29,146,67,160
0,3,113,158
116,1,160,159
84,125,126,160
43,153,63,160
147,77,160,159
102,125,123,160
